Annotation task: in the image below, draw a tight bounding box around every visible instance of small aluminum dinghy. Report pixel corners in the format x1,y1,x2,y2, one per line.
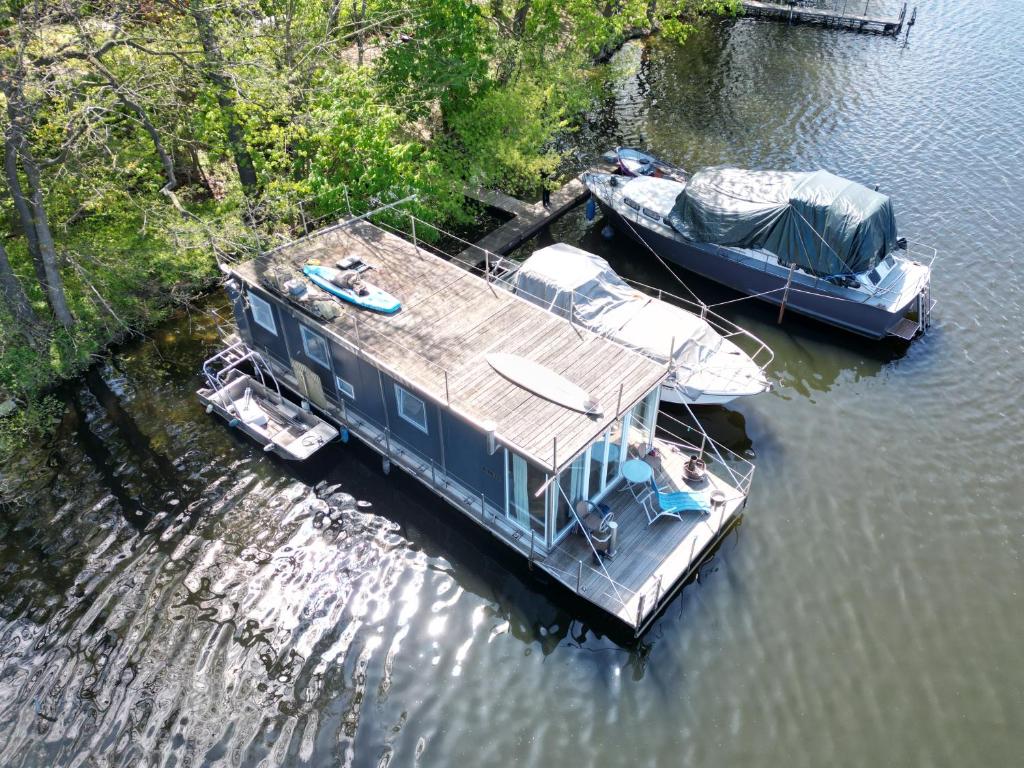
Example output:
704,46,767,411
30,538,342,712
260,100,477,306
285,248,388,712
198,342,337,460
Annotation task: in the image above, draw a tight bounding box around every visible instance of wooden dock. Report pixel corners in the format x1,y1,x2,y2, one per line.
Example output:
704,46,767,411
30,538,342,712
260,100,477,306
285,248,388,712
458,166,614,266
740,1,910,35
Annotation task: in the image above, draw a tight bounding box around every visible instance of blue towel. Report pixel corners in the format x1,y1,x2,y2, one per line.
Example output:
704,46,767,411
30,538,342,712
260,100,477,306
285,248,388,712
657,489,709,511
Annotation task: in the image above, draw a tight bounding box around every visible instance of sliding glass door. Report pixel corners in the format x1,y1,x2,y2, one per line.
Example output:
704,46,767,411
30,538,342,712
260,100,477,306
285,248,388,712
506,451,547,539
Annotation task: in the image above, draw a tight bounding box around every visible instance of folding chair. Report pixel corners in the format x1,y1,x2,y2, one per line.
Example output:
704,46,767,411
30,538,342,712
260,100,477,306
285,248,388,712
643,478,710,524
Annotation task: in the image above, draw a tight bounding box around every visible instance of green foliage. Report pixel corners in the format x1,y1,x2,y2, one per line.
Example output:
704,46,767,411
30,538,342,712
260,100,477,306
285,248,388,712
0,394,62,467
0,0,742,415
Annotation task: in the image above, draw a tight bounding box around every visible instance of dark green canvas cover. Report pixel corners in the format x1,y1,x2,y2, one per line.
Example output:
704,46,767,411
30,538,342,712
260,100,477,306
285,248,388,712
666,167,897,276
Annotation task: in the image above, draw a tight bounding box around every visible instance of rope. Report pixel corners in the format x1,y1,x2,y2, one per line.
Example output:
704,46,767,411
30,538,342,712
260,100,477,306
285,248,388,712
608,190,707,308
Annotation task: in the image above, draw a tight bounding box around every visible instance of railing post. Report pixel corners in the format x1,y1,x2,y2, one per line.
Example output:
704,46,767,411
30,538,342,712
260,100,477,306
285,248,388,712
410,213,417,250
576,560,583,593
528,530,535,568
616,383,623,416
344,186,352,216
444,370,450,404
636,594,646,628
431,461,436,485
654,574,663,607
480,493,486,519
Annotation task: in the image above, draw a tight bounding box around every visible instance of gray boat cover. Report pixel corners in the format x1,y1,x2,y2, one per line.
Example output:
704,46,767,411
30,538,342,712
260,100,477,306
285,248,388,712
666,167,897,276
514,244,721,368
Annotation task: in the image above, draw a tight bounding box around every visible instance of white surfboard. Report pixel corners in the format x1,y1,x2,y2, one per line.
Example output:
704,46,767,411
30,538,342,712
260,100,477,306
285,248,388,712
486,353,602,415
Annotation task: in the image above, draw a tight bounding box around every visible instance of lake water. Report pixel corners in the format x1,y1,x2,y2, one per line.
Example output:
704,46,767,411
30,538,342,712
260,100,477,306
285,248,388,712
2,2,1022,765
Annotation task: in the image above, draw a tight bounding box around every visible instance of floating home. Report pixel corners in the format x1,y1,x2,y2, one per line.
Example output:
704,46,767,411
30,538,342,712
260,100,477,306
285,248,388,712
217,215,755,635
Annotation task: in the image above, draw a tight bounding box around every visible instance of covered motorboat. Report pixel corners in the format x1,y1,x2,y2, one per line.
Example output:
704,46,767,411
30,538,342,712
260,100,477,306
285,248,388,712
511,244,773,406
583,167,935,340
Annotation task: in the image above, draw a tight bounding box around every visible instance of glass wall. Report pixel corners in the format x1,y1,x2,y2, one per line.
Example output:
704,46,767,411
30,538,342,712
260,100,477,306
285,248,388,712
626,390,659,458
510,387,661,548
507,452,547,538
553,451,587,542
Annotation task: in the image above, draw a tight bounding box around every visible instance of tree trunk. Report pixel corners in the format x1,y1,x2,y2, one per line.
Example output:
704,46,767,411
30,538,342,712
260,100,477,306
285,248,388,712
18,140,75,330
4,124,47,291
0,239,43,347
83,52,192,216
2,74,75,330
188,0,260,199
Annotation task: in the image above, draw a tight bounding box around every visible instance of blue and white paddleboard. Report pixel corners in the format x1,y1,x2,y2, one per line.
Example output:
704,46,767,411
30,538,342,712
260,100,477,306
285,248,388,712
302,265,401,314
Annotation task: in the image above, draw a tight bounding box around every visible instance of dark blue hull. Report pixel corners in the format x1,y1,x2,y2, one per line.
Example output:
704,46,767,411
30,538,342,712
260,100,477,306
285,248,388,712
597,203,916,340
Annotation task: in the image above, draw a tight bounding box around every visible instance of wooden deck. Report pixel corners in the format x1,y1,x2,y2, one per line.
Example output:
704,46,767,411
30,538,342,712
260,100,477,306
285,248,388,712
542,437,745,629
457,166,616,266
231,219,667,471
740,1,908,35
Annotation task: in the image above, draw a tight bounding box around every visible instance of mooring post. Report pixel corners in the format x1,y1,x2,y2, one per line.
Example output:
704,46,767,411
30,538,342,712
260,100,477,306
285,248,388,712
777,265,795,324
654,574,663,607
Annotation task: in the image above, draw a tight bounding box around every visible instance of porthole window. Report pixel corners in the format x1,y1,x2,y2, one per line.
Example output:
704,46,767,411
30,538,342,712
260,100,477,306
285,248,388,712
335,376,355,399
395,385,429,434
300,325,330,368
249,292,277,335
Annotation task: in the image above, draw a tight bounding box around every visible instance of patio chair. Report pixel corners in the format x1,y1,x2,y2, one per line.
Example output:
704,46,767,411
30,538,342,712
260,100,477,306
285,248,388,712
575,500,615,561
643,478,710,525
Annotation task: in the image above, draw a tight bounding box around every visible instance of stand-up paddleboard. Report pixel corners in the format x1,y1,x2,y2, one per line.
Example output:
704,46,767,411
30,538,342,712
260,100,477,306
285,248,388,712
303,264,401,314
486,353,602,415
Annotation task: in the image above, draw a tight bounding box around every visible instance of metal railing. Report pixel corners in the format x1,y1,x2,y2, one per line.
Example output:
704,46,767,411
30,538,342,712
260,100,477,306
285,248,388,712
485,254,774,396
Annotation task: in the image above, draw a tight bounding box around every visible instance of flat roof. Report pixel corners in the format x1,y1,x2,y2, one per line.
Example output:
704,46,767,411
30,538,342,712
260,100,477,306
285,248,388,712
230,219,667,471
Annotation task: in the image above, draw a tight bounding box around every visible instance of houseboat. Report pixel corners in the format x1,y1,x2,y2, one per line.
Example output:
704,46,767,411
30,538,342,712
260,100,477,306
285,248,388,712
212,214,755,636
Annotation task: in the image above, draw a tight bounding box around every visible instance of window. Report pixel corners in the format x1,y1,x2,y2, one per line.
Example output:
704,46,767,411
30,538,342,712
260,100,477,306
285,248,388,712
507,451,546,537
249,292,277,335
624,197,641,211
641,207,661,222
335,376,355,399
868,268,881,285
300,325,330,368
395,384,429,433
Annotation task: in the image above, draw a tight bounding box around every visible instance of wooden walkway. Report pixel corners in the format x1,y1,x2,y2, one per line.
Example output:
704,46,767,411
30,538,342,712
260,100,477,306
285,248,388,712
740,1,910,35
458,165,615,266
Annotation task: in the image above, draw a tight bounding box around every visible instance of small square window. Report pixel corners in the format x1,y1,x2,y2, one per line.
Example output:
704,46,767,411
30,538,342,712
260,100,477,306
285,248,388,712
300,325,330,368
249,292,277,335
395,385,429,434
335,376,355,399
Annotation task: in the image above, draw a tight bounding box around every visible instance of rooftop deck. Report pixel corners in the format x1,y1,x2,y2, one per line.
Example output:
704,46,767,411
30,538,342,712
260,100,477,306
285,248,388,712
542,436,747,629
231,219,667,471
